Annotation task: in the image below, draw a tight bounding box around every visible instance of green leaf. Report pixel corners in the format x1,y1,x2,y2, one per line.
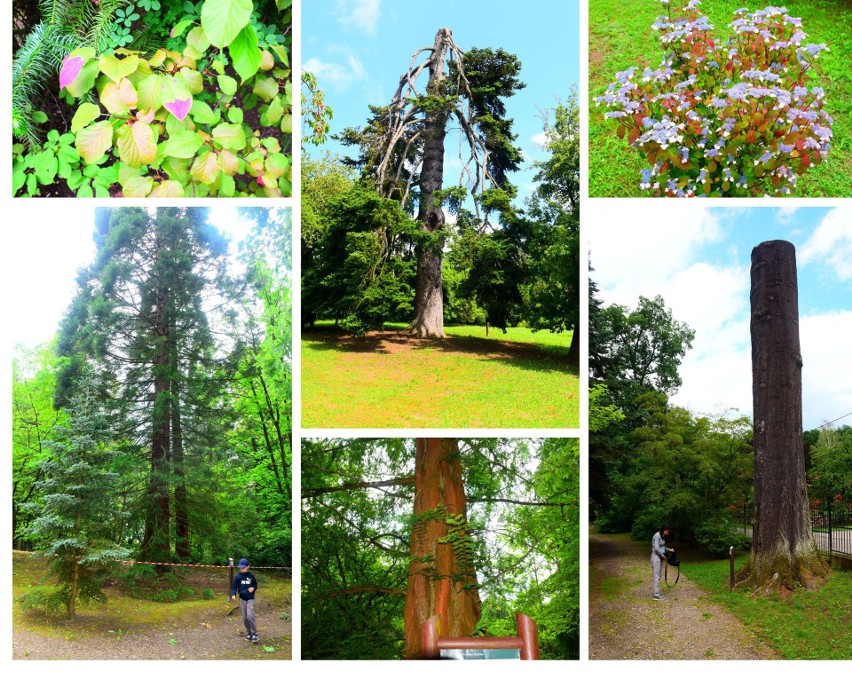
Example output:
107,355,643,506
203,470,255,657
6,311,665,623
65,59,100,98
219,172,235,196
76,121,114,164
163,128,204,159
280,114,292,134
170,19,195,39
32,111,49,124
138,74,164,112
253,76,279,102
201,0,253,48
212,123,246,151
190,100,218,125
179,68,204,95
150,180,186,197
185,26,211,59
217,75,238,96
76,180,94,198
229,24,262,83
71,103,102,133
227,107,244,124
264,96,283,125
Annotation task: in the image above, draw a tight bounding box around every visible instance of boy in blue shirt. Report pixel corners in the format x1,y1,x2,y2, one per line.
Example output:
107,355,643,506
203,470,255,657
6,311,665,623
230,558,259,642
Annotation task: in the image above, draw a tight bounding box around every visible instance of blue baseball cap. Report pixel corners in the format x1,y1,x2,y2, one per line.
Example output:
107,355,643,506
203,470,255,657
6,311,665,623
238,558,250,568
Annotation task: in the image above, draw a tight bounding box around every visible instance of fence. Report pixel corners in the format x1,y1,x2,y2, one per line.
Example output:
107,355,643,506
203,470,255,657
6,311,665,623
734,500,852,559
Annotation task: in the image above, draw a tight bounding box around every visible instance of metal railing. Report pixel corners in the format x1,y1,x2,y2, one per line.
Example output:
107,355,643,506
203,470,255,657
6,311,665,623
733,500,852,558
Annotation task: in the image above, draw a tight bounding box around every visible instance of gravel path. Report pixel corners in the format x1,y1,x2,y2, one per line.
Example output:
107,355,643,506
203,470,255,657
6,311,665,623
13,597,292,660
589,530,780,660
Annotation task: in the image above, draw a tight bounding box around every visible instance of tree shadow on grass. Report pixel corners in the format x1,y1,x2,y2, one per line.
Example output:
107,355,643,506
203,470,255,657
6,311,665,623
302,328,579,375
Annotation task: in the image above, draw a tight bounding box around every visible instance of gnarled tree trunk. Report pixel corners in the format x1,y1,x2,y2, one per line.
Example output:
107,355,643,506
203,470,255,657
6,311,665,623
409,28,452,339
404,438,481,658
738,240,829,592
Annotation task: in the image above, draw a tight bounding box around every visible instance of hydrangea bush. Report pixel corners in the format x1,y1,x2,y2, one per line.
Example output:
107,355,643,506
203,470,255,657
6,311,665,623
595,1,832,197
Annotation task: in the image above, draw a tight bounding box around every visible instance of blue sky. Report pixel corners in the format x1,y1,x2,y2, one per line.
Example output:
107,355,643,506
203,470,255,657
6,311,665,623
303,0,580,202
589,205,852,431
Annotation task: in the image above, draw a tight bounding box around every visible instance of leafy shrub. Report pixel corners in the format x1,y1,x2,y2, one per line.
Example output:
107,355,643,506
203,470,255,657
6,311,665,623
201,588,216,600
693,513,750,558
14,0,292,197
594,1,832,197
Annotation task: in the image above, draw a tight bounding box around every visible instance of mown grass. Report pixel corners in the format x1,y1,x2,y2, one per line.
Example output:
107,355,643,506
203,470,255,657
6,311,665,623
589,0,852,197
682,550,852,659
301,322,579,428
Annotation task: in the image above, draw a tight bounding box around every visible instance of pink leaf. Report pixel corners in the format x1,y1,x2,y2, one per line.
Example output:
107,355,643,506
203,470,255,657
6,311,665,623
163,97,192,122
60,55,84,90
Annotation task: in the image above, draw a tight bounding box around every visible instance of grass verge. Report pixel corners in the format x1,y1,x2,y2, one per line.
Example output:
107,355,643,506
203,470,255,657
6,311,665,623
682,550,852,659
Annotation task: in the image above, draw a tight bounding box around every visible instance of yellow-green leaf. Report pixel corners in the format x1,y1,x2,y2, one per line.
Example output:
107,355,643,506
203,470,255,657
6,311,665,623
219,149,240,176
150,180,186,197
76,120,114,164
252,76,278,102
122,175,154,197
99,54,140,82
71,103,102,133
101,78,138,115
190,149,221,184
201,0,253,48
212,123,246,151
179,68,204,95
116,121,158,168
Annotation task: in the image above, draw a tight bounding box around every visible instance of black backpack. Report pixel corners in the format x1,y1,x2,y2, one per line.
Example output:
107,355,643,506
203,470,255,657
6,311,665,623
665,551,680,585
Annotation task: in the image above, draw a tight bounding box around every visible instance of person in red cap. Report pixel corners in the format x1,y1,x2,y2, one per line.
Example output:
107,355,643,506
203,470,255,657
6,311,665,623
230,558,259,642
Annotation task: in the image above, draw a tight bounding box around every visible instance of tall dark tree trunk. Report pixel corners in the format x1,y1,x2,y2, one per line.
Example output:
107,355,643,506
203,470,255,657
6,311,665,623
172,388,190,559
410,28,452,339
142,277,171,562
404,438,481,659
738,240,829,592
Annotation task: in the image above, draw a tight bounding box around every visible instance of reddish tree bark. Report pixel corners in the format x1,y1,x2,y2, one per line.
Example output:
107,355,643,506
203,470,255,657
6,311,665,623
404,438,481,658
738,240,829,592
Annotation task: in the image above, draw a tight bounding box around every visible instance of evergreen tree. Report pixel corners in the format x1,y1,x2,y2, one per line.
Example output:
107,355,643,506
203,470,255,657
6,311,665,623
56,207,233,562
23,370,129,619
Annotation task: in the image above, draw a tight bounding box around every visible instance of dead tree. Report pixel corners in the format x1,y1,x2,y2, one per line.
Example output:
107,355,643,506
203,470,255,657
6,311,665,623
738,240,829,593
343,29,523,338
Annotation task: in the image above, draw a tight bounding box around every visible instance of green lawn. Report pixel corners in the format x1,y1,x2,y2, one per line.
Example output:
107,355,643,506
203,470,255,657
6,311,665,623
301,323,579,428
589,0,852,197
682,550,852,659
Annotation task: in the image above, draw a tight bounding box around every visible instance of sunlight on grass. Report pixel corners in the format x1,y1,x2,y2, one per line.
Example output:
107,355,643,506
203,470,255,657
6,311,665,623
301,324,579,428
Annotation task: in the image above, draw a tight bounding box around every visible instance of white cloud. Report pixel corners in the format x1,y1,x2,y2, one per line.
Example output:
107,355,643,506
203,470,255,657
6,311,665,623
531,132,548,149
303,54,366,92
336,0,381,35
589,203,725,304
801,310,852,429
774,207,800,225
798,206,852,281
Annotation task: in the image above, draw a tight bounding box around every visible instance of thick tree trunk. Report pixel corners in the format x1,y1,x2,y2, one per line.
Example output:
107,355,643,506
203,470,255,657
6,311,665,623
567,325,580,366
172,390,190,559
142,286,171,563
404,438,481,659
738,240,828,592
410,29,452,339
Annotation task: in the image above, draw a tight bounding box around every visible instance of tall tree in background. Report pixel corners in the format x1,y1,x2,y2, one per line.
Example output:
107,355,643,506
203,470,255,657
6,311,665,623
341,29,524,338
739,240,829,591
12,343,65,550
525,95,581,362
56,207,232,562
